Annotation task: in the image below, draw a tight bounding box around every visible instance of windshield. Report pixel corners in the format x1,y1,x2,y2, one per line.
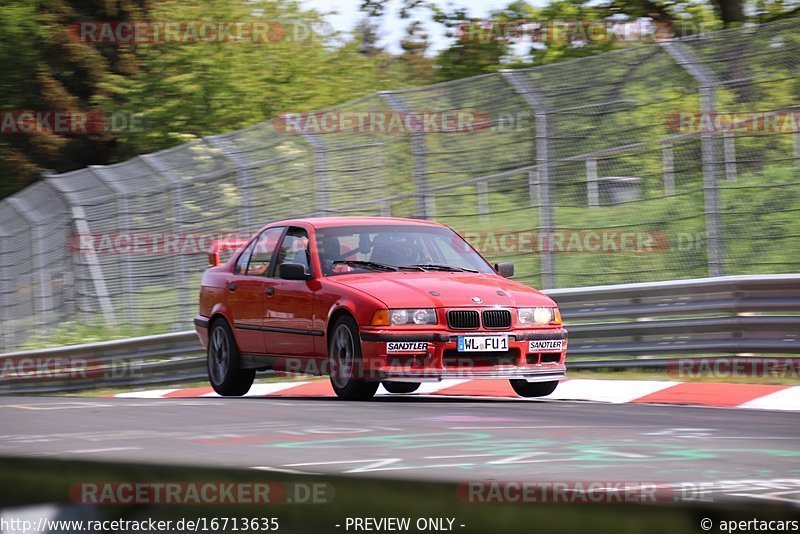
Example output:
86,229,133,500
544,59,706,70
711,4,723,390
315,224,494,276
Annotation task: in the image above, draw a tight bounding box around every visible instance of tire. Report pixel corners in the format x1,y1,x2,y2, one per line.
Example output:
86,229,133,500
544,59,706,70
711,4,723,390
382,382,421,394
328,316,379,401
509,380,558,398
207,319,255,396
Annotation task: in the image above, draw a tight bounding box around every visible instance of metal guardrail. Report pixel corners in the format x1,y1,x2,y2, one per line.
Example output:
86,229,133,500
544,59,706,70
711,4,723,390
549,274,800,357
0,332,206,394
0,274,797,394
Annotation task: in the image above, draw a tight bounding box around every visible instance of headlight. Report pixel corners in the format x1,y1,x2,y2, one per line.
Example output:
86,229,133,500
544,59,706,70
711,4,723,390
390,308,437,325
518,307,561,325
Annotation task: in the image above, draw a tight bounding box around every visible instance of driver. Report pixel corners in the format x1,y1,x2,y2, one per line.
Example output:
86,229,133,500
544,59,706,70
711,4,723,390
317,236,341,275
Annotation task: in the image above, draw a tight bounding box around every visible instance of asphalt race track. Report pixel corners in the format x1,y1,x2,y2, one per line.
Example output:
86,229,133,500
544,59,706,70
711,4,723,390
1,395,799,504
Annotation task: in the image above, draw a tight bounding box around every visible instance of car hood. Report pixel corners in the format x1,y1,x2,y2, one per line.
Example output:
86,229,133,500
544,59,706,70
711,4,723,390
332,271,556,309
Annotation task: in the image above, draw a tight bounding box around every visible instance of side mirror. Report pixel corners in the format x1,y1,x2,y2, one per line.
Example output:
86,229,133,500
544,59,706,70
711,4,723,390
279,262,311,281
495,262,514,278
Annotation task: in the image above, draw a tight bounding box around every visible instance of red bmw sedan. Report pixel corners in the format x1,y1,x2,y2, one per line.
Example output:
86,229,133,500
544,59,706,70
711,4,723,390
195,217,567,400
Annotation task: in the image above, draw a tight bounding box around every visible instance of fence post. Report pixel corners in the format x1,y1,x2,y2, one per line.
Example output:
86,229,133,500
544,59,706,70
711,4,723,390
300,133,330,216
140,154,190,328
379,91,433,219
89,166,137,325
5,199,52,336
662,140,675,195
662,41,724,277
793,128,800,161
0,221,13,350
45,173,118,327
501,70,555,289
69,206,117,325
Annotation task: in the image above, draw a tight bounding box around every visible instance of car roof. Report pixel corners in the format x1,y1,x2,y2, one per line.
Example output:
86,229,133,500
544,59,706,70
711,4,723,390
265,216,448,230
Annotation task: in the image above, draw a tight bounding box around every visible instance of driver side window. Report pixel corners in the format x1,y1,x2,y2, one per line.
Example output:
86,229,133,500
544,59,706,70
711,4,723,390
275,227,310,276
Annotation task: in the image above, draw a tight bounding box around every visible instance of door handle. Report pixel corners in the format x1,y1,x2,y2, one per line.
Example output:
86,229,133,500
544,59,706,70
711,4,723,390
265,286,275,296
227,282,237,292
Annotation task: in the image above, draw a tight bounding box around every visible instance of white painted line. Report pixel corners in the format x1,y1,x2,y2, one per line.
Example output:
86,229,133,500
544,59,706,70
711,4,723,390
738,386,800,411
376,380,469,395
110,379,799,413
251,466,314,475
200,382,310,397
413,380,470,395
425,453,499,459
1,402,114,410
544,379,681,404
115,388,178,398
66,447,141,454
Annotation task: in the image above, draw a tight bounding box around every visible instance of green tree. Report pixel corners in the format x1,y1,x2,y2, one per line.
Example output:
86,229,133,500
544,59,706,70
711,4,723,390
0,0,421,198
0,0,143,199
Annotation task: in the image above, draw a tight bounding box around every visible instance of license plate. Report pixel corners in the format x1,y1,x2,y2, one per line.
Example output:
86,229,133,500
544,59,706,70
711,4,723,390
457,335,508,352
529,339,563,352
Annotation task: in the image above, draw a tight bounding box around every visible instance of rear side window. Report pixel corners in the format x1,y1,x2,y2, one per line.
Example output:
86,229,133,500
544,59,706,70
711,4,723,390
234,240,256,274
241,227,284,276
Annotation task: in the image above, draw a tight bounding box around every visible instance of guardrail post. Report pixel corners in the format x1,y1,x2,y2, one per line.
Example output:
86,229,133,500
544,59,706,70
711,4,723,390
501,70,555,289
140,154,190,328
662,41,724,277
662,141,675,195
300,133,330,216
794,128,800,161
586,158,599,207
379,91,434,219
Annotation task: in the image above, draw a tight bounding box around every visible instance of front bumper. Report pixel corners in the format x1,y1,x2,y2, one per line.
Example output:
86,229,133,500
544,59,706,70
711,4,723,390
358,328,568,383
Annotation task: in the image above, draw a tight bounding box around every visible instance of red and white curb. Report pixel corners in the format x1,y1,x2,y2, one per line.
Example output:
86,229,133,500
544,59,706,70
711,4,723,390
112,378,800,411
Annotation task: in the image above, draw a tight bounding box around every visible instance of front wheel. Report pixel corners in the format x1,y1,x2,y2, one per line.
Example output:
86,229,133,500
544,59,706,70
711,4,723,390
207,320,255,396
509,380,558,398
328,316,379,401
382,382,420,394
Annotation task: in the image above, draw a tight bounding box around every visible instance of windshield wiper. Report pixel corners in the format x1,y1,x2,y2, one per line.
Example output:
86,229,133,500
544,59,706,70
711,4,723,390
411,264,478,273
333,260,399,272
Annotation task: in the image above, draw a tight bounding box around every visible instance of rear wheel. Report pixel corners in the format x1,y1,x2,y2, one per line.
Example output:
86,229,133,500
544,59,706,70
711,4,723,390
509,380,558,398
328,316,379,401
382,382,420,394
207,320,255,396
